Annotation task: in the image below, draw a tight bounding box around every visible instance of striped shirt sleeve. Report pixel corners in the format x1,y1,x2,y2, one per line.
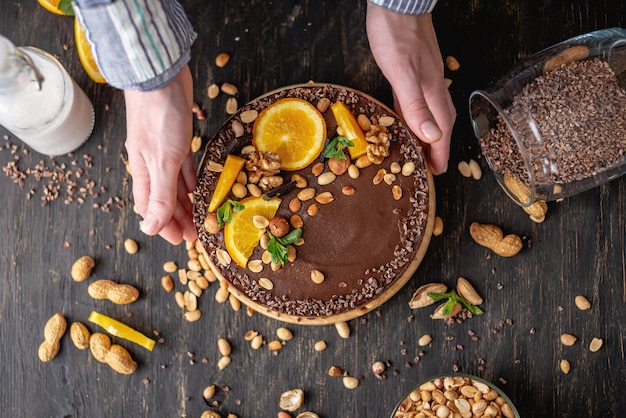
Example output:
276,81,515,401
72,0,197,91
368,0,438,14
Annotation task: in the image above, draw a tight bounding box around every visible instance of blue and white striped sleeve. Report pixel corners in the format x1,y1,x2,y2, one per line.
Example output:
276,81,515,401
368,0,438,14
72,0,197,91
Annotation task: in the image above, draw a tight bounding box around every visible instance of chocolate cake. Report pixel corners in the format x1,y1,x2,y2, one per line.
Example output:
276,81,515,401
193,83,434,324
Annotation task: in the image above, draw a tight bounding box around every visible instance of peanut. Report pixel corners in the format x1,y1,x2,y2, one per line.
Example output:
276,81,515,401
87,279,139,304
38,312,67,362
71,255,95,282
70,321,91,350
469,222,523,257
89,332,137,374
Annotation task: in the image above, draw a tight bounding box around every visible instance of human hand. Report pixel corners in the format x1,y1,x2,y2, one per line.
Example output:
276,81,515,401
366,3,456,175
124,65,197,245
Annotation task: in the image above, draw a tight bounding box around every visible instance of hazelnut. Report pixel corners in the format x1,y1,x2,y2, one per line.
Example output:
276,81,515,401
268,216,290,237
203,212,221,234
328,157,350,175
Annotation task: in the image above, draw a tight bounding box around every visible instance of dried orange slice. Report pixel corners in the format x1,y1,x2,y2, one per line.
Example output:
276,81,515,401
252,98,326,170
331,102,368,159
74,18,106,84
224,196,281,268
208,155,246,212
37,0,74,15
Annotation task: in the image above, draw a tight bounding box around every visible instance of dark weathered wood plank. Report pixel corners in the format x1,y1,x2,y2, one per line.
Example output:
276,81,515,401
0,1,625,417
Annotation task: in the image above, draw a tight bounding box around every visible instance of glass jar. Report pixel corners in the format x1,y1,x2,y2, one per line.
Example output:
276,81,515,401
0,34,95,155
469,28,626,206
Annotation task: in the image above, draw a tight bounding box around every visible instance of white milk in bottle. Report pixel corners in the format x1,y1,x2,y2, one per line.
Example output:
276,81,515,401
0,34,94,155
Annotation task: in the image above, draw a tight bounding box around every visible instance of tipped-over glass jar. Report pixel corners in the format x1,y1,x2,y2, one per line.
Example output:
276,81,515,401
470,28,626,207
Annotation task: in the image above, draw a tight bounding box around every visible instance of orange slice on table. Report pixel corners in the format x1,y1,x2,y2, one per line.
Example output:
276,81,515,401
37,0,74,15
74,18,107,84
252,98,326,170
224,196,281,268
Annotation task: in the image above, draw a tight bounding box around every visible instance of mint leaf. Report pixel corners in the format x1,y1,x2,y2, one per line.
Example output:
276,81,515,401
59,0,75,15
216,199,244,227
267,228,302,266
324,136,354,160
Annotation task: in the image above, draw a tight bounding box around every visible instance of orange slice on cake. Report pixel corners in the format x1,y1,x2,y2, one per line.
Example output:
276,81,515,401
224,196,281,268
252,98,326,170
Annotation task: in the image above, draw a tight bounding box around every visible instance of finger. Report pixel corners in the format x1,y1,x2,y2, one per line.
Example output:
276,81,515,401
180,152,197,194
139,161,179,237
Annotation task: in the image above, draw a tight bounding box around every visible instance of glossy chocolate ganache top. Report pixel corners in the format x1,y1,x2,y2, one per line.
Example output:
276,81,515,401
193,84,434,323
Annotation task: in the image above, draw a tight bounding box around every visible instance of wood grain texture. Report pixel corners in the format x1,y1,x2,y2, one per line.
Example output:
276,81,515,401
1,1,625,417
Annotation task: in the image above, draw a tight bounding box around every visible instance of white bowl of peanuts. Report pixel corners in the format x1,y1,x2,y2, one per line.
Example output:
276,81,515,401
391,373,520,418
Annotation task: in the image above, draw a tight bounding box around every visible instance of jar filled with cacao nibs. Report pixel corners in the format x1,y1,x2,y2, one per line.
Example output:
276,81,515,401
469,28,626,207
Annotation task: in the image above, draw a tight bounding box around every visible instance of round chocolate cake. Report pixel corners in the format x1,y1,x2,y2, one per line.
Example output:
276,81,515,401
193,83,434,324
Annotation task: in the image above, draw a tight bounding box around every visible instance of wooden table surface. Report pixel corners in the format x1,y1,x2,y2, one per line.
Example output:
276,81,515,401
1,1,625,417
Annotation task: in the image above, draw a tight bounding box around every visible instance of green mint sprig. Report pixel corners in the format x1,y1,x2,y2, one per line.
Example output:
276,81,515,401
267,228,302,266
428,290,484,316
216,199,244,227
323,136,354,160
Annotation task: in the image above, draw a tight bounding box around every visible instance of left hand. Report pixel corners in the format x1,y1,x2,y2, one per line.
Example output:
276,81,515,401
124,65,198,245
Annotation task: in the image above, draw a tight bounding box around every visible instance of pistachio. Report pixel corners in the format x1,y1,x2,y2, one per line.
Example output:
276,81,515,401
456,277,483,305
408,283,448,309
432,302,462,319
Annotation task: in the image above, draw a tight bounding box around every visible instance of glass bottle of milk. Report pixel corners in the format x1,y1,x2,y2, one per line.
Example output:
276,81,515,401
0,34,94,155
